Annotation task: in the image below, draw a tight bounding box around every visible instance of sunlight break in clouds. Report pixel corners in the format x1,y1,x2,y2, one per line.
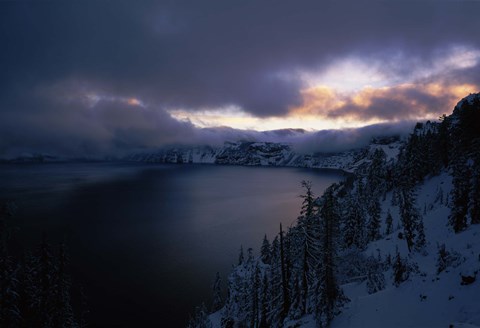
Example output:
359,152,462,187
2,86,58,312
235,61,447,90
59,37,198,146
168,106,374,131
168,46,480,131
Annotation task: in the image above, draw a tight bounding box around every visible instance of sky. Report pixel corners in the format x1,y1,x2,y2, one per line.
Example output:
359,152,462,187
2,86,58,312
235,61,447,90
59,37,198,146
1,0,479,157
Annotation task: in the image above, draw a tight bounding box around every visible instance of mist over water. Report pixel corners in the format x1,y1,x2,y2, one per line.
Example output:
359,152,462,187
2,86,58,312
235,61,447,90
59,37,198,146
0,163,343,327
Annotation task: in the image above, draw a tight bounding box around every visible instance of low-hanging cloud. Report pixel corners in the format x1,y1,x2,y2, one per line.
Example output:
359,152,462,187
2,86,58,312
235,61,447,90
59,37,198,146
1,0,479,158
1,0,480,118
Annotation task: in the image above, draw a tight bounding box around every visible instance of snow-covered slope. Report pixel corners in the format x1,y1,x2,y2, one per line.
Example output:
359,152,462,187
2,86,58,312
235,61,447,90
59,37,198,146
126,137,403,173
192,93,480,328
333,172,480,328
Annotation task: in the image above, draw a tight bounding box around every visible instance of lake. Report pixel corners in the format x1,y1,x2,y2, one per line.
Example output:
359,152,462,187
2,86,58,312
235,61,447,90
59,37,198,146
0,162,343,327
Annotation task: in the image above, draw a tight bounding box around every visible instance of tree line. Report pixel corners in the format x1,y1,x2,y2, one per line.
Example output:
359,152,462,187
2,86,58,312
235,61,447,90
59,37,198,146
0,202,87,328
189,94,480,327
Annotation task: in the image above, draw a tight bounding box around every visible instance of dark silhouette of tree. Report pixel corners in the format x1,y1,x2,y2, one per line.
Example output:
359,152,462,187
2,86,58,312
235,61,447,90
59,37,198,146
385,210,393,235
211,272,223,312
260,235,271,265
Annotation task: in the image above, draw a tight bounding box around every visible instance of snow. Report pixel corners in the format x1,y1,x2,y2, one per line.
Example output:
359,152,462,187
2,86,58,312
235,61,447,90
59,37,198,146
331,172,480,328
205,169,480,328
126,139,403,173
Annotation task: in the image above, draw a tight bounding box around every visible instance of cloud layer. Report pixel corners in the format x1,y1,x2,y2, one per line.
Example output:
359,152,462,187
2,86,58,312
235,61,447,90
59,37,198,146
1,0,479,156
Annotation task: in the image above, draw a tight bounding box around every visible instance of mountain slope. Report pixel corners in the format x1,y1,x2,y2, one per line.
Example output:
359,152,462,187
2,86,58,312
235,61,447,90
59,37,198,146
190,93,480,328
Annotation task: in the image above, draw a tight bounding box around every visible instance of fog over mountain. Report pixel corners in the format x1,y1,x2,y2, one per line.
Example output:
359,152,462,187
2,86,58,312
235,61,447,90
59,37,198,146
1,1,479,158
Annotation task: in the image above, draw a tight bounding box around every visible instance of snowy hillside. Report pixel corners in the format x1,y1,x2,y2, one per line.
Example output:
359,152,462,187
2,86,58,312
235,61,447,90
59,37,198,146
188,93,480,328
333,173,480,328
126,137,403,173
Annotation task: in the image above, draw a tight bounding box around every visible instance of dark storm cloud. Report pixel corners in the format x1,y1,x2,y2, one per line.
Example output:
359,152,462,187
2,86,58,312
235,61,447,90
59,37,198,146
0,0,479,156
0,91,197,157
328,85,451,121
2,0,480,113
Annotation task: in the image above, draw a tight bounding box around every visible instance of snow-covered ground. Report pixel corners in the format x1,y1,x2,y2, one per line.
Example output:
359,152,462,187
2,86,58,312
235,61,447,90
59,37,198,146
332,172,480,328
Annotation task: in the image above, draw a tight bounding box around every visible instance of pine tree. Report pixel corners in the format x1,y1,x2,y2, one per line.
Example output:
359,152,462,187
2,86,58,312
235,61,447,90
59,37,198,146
398,187,423,252
211,272,223,312
366,148,387,198
415,219,427,253
187,303,212,328
436,244,449,274
238,246,245,266
449,157,469,233
392,248,407,286
314,187,348,326
279,223,290,322
295,181,322,316
367,198,382,242
343,181,367,250
300,180,315,219
259,273,269,328
469,138,480,225
52,242,77,328
260,235,271,265
249,266,261,328
0,203,20,328
385,210,393,235
366,256,385,294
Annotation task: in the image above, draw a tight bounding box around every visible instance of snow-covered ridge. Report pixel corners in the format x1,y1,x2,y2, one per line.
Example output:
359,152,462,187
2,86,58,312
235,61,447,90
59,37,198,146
125,137,404,174
188,93,480,328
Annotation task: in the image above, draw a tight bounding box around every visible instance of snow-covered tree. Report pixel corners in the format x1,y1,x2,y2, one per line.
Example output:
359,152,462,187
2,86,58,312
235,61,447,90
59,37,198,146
366,256,385,294
314,186,348,326
385,210,393,235
187,303,212,328
211,272,223,312
260,235,271,265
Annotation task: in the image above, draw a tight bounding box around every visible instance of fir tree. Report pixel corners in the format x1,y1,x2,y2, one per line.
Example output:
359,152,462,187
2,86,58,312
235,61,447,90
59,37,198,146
52,242,77,328
260,235,271,265
279,223,290,322
367,198,382,242
259,274,269,328
315,187,348,326
211,272,223,312
343,181,367,250
366,256,385,294
392,248,407,286
449,157,470,233
398,187,422,252
187,303,212,328
238,246,245,266
385,210,393,235
0,202,20,328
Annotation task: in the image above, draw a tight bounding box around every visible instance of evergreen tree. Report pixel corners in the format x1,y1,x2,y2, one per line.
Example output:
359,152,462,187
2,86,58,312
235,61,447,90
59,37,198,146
366,148,387,198
469,138,480,225
385,210,393,235
398,187,422,252
314,187,348,326
366,256,385,294
211,272,223,312
415,220,427,253
295,181,322,316
449,157,470,233
0,202,20,328
260,235,271,265
367,198,382,242
238,246,245,266
436,244,449,274
279,223,290,322
259,274,269,328
187,303,212,328
392,248,408,286
52,242,77,328
343,181,367,250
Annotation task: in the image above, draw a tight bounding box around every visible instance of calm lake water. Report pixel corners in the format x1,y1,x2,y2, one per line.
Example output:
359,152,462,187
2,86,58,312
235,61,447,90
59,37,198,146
0,162,343,327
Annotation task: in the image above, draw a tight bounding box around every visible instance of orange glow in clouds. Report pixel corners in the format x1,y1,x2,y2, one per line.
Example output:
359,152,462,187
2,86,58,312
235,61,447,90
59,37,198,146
290,82,478,122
